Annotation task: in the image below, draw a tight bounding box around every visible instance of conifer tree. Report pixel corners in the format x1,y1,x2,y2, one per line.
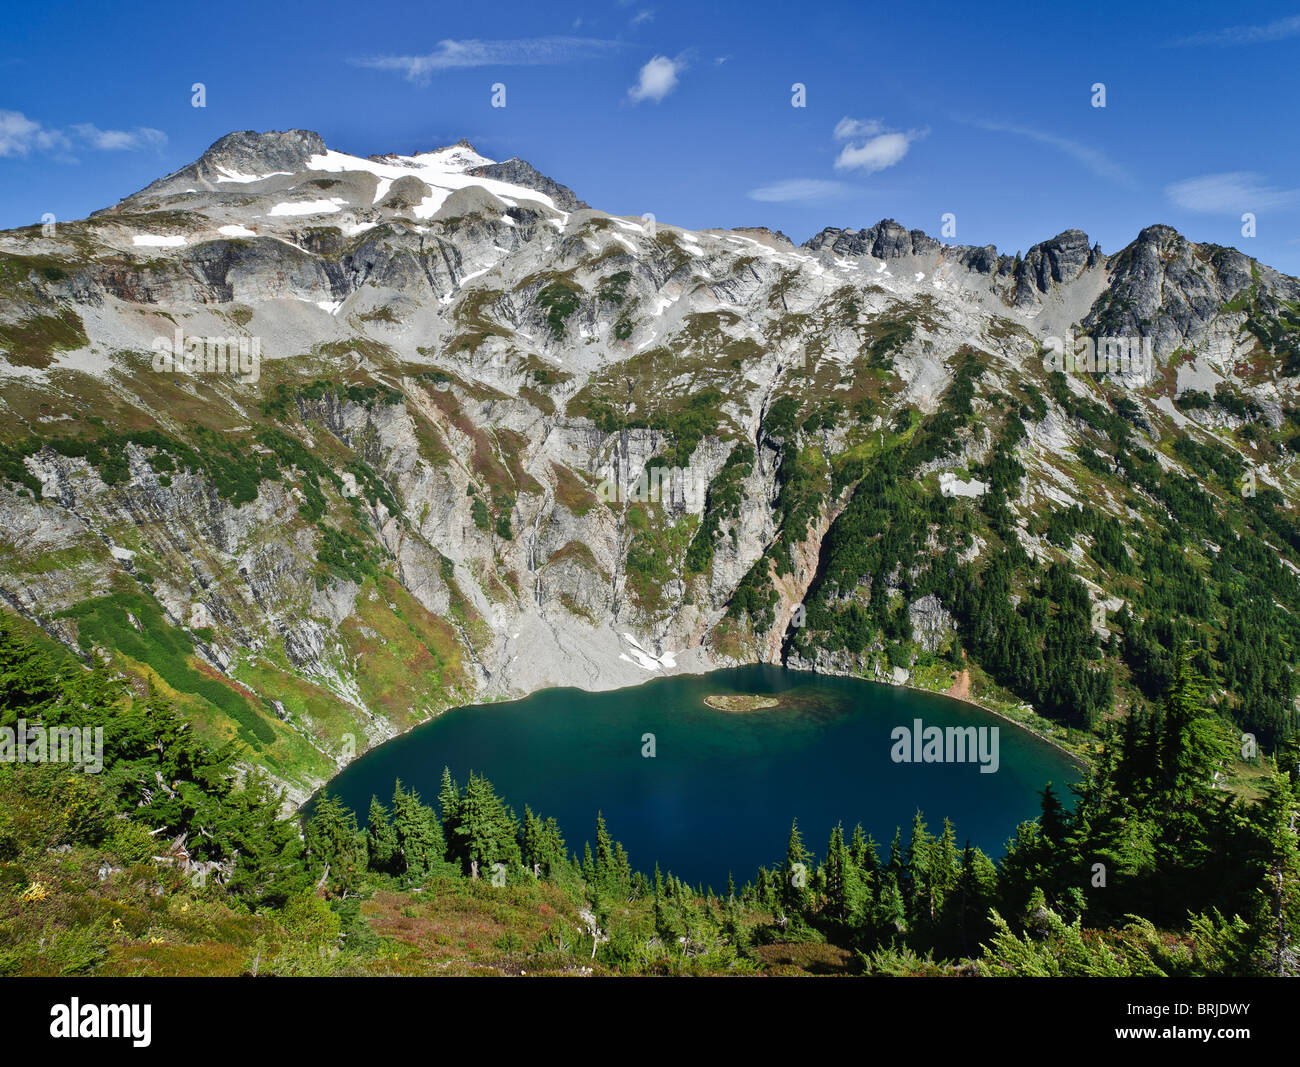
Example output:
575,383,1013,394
523,806,567,878
780,819,811,918
951,843,998,956
824,822,864,928
849,823,879,881
305,791,363,895
391,780,445,879
594,811,616,891
904,811,933,918
930,819,960,910
652,864,674,942
887,826,905,879
1252,769,1300,976
876,871,908,942
1038,783,1069,845
451,772,520,875
613,840,633,898
217,771,311,908
1155,649,1232,805
366,795,399,874
438,766,461,836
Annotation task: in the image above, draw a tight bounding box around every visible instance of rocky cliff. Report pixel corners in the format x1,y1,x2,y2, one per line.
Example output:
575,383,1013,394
2,129,1297,799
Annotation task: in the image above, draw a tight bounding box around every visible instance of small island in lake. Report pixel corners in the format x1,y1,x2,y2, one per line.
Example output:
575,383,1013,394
704,693,780,712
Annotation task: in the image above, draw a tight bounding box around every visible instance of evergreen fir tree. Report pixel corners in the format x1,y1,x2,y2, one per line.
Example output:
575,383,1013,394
824,822,865,929
1251,769,1300,976
451,772,520,876
365,795,399,874
305,791,363,895
391,780,445,879
780,819,811,919
438,766,461,836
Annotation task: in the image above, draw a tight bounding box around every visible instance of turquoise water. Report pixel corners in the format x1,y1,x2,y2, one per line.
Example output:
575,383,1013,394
319,665,1079,888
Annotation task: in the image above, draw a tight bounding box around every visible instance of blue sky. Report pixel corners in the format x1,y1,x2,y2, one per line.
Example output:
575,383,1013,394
3,0,1300,272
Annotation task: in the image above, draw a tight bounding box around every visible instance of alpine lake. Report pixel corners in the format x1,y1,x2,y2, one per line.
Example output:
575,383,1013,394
318,665,1080,888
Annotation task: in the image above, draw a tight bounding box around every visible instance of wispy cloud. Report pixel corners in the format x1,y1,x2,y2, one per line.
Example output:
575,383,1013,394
754,178,873,202
1165,172,1300,213
748,178,862,203
70,124,166,151
0,110,67,156
832,116,926,175
631,9,655,25
832,117,886,140
1168,14,1300,47
353,37,619,83
628,54,684,103
969,118,1135,187
0,110,165,159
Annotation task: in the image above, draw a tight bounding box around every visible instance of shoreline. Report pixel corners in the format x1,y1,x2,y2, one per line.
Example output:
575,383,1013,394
914,680,1091,770
304,655,1091,809
775,660,1091,770
775,664,1091,771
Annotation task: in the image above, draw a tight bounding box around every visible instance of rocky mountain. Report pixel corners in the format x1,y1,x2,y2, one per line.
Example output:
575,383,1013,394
1,129,1297,801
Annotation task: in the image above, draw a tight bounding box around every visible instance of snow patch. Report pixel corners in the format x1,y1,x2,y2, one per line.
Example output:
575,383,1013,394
214,166,290,183
620,632,676,671
132,234,186,247
305,148,559,215
268,198,347,216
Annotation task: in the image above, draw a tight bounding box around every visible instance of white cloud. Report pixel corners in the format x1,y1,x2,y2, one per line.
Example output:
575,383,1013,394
631,9,655,25
354,37,618,83
0,110,165,158
0,110,66,156
1170,14,1300,47
834,131,921,174
628,55,683,103
1165,172,1300,213
70,124,166,151
833,116,886,140
830,117,926,174
971,118,1134,187
748,178,859,202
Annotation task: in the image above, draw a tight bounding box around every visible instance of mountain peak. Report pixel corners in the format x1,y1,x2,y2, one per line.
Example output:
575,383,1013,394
802,218,939,259
195,129,327,176
108,128,587,217
1133,223,1185,247
464,157,588,212
114,129,328,205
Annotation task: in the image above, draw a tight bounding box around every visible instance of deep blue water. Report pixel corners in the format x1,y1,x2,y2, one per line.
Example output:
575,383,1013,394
318,665,1079,888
